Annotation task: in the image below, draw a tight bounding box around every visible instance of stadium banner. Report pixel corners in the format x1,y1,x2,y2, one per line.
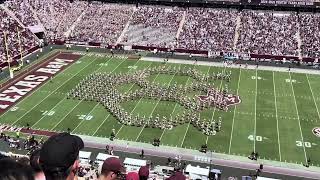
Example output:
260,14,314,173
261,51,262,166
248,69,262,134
223,52,238,61
124,45,132,51
137,0,319,7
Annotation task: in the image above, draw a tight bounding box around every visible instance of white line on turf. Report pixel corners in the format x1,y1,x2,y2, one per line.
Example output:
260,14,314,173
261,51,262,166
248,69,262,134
91,60,149,136
115,72,162,137
134,64,180,141
253,68,258,152
52,57,127,132
228,68,242,154
71,102,100,133
0,52,67,120
70,58,129,133
206,65,227,144
288,72,307,163
159,75,192,141
10,56,95,126
305,74,320,122
181,66,211,147
30,57,100,128
273,72,282,161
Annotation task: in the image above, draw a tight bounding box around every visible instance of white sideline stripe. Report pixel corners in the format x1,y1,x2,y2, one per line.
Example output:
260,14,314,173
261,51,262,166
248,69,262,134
181,66,211,147
52,57,126,132
115,68,161,137
92,60,149,136
254,68,258,152
159,73,192,141
206,66,227,144
0,52,62,120
111,61,157,136
306,74,320,122
273,72,282,161
30,57,98,128
289,72,307,163
135,64,180,142
228,68,242,154
71,58,128,133
11,55,91,126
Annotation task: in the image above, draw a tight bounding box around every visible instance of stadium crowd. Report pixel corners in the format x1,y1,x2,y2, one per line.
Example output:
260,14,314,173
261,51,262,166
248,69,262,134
236,10,299,56
121,6,183,48
299,13,320,58
70,3,134,44
2,0,320,64
178,8,237,52
0,8,38,63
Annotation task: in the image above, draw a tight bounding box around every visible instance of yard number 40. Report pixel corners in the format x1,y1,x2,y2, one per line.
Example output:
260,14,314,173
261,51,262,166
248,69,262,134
248,135,263,141
296,141,312,148
79,115,93,121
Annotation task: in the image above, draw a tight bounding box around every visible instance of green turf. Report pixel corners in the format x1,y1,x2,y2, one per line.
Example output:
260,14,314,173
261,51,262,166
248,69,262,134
1,52,320,166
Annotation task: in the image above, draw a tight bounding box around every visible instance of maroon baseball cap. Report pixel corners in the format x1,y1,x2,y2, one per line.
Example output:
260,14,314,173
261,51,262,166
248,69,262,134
101,157,125,174
167,171,186,180
138,166,149,177
126,172,139,180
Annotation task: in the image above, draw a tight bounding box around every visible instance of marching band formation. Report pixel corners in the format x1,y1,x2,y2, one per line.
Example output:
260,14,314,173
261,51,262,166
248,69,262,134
67,65,234,136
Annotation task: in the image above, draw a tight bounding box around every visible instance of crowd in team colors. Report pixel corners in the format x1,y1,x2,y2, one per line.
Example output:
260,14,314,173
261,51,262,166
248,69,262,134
0,9,38,62
69,2,134,44
121,6,183,48
178,8,238,52
2,0,320,63
299,13,320,58
4,0,39,26
236,10,299,56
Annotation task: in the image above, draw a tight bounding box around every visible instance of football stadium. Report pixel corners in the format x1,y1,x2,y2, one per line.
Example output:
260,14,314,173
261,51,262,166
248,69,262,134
0,0,320,179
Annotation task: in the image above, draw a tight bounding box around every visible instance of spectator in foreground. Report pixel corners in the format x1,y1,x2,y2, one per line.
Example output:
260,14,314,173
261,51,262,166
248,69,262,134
138,166,149,180
99,157,125,180
166,171,186,180
126,172,139,180
0,158,34,180
39,133,84,180
30,149,46,180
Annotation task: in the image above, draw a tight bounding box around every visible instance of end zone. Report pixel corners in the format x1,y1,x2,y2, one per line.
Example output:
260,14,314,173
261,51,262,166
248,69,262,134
0,52,82,114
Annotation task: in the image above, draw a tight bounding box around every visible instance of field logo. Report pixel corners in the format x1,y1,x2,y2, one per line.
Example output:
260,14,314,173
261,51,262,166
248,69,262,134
197,88,241,107
312,127,320,137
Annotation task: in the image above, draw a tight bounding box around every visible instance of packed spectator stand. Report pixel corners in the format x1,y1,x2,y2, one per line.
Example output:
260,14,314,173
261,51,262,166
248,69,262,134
1,0,320,63
177,8,237,52
0,7,38,63
121,6,183,48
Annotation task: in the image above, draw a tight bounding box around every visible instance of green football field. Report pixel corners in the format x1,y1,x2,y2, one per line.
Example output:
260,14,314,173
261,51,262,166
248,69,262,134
1,51,320,166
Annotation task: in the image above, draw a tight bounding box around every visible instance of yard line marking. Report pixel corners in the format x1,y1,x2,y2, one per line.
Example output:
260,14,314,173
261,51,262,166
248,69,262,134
206,66,227,144
181,66,211,147
50,100,84,131
70,58,128,133
52,57,127,132
51,57,125,131
228,68,242,154
306,74,320,122
273,72,282,161
71,103,100,133
115,66,163,137
253,68,258,152
30,57,100,128
0,52,70,120
116,73,160,136
135,64,180,141
289,72,307,163
92,61,151,136
159,75,192,140
10,55,94,126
